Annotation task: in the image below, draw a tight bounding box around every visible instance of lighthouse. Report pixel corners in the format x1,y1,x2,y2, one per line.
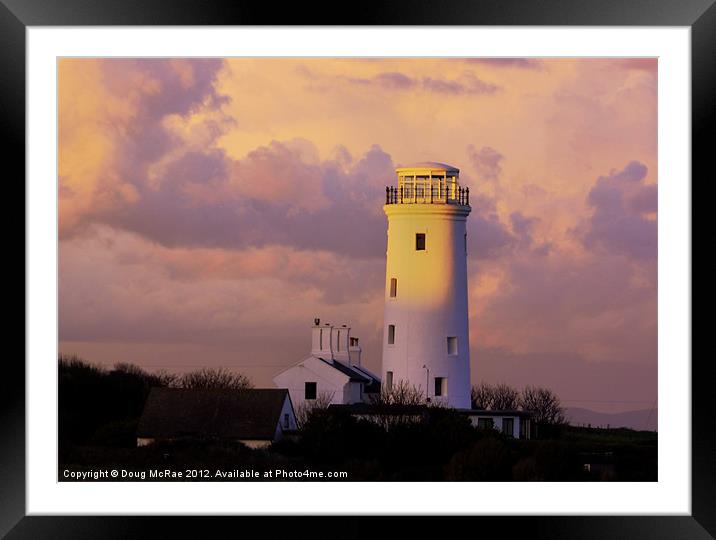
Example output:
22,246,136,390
381,162,472,408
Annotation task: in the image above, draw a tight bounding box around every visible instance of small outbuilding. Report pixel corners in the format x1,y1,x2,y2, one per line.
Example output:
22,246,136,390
137,387,297,449
464,409,533,439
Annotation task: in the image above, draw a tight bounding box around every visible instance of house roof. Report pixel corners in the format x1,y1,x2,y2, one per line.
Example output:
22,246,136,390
351,365,382,393
137,387,290,441
317,357,371,383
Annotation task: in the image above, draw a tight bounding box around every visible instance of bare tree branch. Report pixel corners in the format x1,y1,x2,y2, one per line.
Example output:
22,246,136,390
295,391,335,429
520,385,566,425
177,367,253,391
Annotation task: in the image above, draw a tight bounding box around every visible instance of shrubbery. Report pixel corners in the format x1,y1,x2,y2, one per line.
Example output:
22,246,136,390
58,356,656,481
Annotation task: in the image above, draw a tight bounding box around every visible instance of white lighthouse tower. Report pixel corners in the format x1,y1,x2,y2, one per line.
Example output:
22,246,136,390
381,162,472,408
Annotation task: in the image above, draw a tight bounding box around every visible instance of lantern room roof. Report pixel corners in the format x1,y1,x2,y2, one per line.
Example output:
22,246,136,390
395,162,459,175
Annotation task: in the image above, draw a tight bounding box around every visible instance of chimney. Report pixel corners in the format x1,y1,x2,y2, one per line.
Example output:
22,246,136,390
331,325,351,364
311,318,334,359
349,336,362,367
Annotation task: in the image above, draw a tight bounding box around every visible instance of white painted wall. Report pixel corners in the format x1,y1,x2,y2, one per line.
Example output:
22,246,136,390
382,174,472,408
273,356,351,410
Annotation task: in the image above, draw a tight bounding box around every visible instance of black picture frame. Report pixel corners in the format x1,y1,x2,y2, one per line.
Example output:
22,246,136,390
5,0,709,537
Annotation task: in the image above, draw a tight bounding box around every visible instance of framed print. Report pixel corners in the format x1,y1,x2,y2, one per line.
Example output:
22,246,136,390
6,0,712,537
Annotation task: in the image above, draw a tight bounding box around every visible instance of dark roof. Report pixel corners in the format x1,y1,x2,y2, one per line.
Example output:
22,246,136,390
137,388,290,440
318,358,370,383
350,365,381,393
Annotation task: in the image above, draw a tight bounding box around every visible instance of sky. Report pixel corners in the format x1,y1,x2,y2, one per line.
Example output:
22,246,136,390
58,58,657,414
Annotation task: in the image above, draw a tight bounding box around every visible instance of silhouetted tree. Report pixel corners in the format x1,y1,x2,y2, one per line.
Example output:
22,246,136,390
492,383,520,410
471,382,519,410
58,357,176,448
367,380,426,429
113,362,178,388
372,380,425,406
178,367,252,390
471,382,494,409
295,391,334,429
520,385,565,425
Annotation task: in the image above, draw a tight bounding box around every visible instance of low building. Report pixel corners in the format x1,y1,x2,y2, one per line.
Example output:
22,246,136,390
273,319,381,409
136,387,297,449
326,404,533,439
464,409,533,439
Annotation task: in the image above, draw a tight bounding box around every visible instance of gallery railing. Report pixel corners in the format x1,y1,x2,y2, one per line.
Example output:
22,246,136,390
385,185,470,206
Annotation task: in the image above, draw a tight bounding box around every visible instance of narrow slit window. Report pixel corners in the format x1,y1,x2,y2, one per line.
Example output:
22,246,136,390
415,233,426,251
447,336,458,355
434,377,447,397
387,324,395,345
390,278,397,298
283,413,290,429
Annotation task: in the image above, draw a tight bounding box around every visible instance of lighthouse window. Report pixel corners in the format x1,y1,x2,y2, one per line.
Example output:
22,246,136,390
387,324,395,345
390,278,397,297
386,371,393,390
447,336,458,355
305,382,317,400
415,233,426,251
434,377,447,397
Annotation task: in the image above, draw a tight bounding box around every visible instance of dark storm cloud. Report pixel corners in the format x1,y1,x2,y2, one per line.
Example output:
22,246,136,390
100,59,229,120
61,58,517,261
105,138,516,261
578,161,657,260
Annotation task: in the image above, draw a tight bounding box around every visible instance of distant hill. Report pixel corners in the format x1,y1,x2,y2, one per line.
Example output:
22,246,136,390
565,407,657,432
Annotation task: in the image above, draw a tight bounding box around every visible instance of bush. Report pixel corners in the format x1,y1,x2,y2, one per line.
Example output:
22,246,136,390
89,419,138,448
444,436,512,481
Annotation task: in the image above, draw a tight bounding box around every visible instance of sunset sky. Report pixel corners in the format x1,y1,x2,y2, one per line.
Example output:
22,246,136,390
58,58,657,414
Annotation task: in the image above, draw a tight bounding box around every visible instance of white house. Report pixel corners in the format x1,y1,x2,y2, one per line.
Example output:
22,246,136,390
273,319,381,410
